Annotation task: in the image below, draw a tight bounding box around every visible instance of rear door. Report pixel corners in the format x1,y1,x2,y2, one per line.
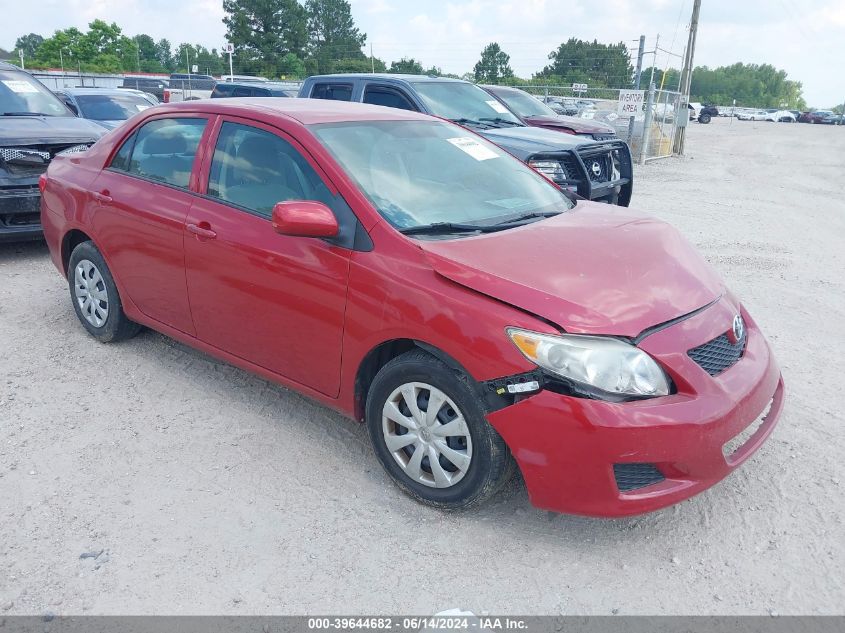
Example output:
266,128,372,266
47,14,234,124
90,115,212,335
183,117,353,396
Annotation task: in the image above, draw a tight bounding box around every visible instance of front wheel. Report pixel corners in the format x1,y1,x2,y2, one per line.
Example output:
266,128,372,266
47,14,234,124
365,350,514,510
699,113,712,124
68,241,141,343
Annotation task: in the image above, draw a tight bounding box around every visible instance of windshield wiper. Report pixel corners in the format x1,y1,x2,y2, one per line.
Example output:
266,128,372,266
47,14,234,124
1,111,50,116
489,211,563,227
398,222,487,236
448,117,490,128
479,117,523,127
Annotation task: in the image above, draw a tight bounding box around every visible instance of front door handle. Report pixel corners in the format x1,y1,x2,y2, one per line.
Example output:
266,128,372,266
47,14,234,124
186,222,217,240
92,190,112,204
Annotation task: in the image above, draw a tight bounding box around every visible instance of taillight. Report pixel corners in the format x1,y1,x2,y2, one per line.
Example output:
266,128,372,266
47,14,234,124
163,89,171,103
38,173,48,193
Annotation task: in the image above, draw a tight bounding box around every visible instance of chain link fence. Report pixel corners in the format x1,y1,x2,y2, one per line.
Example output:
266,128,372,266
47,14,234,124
514,85,689,162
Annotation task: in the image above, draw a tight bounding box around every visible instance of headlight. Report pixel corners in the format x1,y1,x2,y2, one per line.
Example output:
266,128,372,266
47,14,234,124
507,328,671,398
528,159,567,182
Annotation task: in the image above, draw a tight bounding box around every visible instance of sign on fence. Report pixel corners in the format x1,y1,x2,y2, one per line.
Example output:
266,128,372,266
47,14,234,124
617,90,646,120
571,83,588,93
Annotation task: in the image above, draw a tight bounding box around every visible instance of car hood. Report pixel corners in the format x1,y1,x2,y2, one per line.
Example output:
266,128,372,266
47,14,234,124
524,114,614,135
0,115,106,145
477,125,590,156
92,119,124,130
418,202,724,337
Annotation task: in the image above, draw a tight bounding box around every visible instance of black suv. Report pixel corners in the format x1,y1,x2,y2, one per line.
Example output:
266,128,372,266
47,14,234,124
120,76,169,101
698,105,719,124
1,62,105,241
299,74,633,206
211,81,300,98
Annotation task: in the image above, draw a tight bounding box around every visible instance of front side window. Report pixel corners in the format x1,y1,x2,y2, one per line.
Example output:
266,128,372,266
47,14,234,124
207,122,334,217
312,120,572,232
363,86,416,111
114,118,207,188
310,83,353,101
411,81,521,125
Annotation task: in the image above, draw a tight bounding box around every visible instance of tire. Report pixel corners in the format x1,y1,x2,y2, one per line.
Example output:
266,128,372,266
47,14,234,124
68,241,141,343
365,349,514,510
699,113,711,124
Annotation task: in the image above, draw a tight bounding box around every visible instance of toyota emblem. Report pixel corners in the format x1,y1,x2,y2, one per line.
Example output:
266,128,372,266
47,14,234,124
591,161,602,177
729,315,744,344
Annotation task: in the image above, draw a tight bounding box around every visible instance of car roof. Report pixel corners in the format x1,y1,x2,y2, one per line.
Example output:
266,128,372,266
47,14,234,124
156,97,436,124
0,61,24,71
219,81,299,89
307,73,465,84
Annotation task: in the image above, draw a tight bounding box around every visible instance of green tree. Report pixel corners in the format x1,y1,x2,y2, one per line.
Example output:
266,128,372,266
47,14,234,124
333,57,385,73
223,0,309,76
14,33,43,60
154,39,175,71
279,52,307,78
306,0,366,73
388,57,423,74
473,42,513,84
687,63,805,109
538,38,633,88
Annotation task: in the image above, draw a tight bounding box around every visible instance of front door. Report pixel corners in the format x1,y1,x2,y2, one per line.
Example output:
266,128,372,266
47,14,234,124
184,119,352,396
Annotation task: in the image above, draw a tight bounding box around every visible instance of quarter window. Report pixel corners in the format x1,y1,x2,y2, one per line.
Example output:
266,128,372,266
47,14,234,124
112,118,207,188
207,122,335,217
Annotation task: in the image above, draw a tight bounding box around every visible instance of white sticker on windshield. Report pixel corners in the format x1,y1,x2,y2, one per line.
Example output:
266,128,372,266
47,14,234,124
136,104,151,111
446,136,500,161
2,80,39,94
486,99,509,114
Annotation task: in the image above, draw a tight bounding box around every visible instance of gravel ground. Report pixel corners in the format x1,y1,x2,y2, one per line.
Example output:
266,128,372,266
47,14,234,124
1,118,843,616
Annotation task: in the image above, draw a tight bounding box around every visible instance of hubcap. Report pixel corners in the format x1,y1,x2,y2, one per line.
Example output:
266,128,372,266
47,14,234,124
382,382,472,488
74,259,109,328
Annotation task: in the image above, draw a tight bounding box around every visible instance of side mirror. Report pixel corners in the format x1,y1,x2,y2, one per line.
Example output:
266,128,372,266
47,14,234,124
271,201,339,238
64,101,79,115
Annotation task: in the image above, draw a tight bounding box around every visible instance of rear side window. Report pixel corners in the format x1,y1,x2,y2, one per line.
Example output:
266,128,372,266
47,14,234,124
232,86,252,97
363,86,416,111
207,122,335,217
111,118,207,188
310,83,352,101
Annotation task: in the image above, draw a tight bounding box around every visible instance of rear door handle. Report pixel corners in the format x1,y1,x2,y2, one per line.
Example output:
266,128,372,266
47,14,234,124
92,190,112,204
186,222,217,240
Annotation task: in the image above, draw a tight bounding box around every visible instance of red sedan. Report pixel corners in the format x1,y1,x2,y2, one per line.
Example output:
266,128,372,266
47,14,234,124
40,99,784,517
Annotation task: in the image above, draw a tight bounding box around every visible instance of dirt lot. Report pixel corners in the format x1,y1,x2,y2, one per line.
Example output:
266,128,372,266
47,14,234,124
1,118,844,616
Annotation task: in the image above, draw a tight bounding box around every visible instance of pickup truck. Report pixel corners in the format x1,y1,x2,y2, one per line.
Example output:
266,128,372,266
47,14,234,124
299,74,633,206
163,73,217,102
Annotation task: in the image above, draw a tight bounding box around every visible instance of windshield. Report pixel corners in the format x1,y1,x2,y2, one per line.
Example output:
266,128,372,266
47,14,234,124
411,82,522,126
0,70,73,116
312,120,572,234
76,93,154,121
492,89,556,118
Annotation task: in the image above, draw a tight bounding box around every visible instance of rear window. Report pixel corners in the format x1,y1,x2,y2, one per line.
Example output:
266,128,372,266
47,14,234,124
111,117,207,188
310,83,353,101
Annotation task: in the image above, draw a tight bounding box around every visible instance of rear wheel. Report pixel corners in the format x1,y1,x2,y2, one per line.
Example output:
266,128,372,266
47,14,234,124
365,350,514,510
699,113,712,124
68,241,141,343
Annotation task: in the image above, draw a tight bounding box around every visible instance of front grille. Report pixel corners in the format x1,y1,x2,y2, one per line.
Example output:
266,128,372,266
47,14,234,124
613,463,665,492
688,330,747,376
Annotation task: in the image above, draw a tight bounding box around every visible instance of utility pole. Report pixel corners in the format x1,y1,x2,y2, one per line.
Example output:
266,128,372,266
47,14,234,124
674,0,702,155
370,43,375,74
628,35,646,144
18,49,24,70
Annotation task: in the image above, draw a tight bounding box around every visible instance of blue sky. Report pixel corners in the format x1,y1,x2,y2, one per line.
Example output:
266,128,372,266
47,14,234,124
4,0,844,106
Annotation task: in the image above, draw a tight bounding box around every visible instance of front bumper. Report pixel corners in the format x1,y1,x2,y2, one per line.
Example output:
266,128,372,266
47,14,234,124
0,181,43,242
486,298,784,517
